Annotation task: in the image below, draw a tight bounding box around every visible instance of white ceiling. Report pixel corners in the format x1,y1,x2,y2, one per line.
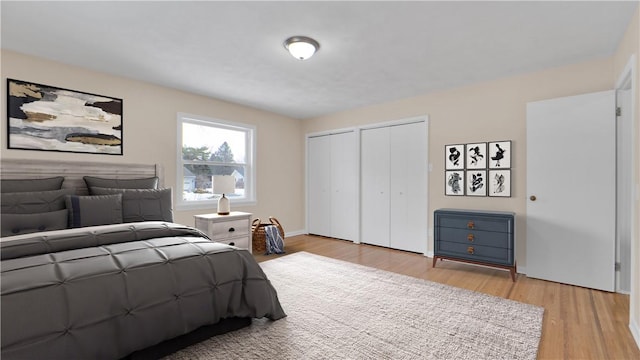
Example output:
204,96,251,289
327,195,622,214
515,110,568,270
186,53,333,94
1,1,637,119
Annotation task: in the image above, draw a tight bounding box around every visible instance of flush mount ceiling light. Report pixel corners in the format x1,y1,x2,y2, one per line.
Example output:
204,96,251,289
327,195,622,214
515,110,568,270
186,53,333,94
283,36,320,60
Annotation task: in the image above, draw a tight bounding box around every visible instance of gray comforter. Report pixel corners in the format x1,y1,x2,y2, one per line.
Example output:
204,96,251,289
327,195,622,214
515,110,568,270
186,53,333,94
0,222,286,359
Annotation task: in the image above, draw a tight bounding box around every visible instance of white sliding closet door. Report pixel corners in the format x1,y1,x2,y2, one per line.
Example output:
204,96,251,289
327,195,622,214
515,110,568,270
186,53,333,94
390,122,428,253
361,126,391,247
307,131,358,241
307,135,332,237
361,119,428,253
330,131,358,241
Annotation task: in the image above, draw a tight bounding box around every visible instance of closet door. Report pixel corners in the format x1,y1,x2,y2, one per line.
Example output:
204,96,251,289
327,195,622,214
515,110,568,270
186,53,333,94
307,135,332,237
330,132,358,241
361,127,390,247
389,122,427,253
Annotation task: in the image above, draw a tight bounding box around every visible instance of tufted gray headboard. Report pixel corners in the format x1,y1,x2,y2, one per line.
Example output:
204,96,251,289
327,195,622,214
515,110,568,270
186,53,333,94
0,159,164,195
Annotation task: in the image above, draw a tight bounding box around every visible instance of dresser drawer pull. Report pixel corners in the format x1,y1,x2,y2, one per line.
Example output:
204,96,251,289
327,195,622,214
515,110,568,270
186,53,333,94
467,246,475,255
229,242,235,246
467,234,474,242
228,227,235,233
467,221,475,229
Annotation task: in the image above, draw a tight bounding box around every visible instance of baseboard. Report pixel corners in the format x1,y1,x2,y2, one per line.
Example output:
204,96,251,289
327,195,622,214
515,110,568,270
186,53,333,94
630,317,640,350
285,229,306,237
426,251,434,258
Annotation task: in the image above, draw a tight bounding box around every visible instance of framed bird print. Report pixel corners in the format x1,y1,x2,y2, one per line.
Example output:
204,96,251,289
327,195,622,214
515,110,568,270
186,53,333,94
488,141,511,168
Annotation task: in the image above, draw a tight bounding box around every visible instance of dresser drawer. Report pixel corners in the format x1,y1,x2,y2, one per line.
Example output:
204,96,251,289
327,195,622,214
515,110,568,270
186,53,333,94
436,214,512,233
436,227,511,248
209,219,249,241
436,241,513,266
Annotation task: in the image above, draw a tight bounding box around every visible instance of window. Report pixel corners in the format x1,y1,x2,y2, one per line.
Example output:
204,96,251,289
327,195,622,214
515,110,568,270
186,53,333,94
177,113,255,210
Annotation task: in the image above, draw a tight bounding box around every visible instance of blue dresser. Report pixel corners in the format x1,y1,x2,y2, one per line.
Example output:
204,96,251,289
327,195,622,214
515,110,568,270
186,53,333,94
433,209,516,281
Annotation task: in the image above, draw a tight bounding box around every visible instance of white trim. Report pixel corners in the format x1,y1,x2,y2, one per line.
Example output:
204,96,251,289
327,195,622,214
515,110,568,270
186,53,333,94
285,229,307,237
631,317,640,350
175,112,257,211
614,55,637,339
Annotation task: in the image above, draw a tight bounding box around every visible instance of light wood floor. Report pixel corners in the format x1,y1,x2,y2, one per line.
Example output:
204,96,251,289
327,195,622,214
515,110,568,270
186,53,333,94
254,234,640,360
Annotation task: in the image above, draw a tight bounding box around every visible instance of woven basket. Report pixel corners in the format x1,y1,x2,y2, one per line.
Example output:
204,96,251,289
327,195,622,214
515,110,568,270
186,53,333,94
252,217,284,253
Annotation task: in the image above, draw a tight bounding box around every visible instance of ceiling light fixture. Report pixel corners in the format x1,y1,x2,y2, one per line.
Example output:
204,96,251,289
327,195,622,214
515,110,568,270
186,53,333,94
283,36,320,60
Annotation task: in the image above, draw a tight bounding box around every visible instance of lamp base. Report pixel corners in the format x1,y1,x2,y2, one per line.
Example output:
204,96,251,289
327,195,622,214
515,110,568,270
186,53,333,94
217,193,230,215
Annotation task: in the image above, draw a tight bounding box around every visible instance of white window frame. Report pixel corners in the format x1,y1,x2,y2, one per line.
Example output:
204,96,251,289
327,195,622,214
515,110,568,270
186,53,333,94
176,112,256,211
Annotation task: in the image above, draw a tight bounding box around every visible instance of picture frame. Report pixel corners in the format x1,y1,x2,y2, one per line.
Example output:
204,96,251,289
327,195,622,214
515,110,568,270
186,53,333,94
489,169,511,197
7,78,123,155
488,140,511,168
445,170,465,196
465,142,487,169
466,170,487,196
445,144,464,170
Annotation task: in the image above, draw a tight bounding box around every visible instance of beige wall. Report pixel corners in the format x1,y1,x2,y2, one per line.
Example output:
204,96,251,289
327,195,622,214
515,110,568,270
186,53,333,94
613,5,640,344
0,50,306,233
304,57,614,270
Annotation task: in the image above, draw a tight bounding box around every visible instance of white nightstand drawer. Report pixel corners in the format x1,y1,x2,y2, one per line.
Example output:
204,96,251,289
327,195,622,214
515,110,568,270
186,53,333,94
215,237,249,249
209,219,249,240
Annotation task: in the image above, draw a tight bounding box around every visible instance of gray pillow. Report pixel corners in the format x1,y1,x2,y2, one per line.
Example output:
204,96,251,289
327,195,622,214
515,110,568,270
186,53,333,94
65,194,124,228
1,189,73,214
1,209,68,237
84,176,158,190
90,187,173,223
1,177,65,193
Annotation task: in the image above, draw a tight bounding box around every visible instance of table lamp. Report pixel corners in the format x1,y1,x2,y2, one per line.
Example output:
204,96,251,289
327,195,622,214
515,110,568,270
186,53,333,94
212,175,235,215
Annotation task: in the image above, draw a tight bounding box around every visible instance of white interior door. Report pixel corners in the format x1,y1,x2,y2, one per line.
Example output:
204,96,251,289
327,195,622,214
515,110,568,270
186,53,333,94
361,127,390,247
526,90,616,292
331,131,358,241
307,135,332,237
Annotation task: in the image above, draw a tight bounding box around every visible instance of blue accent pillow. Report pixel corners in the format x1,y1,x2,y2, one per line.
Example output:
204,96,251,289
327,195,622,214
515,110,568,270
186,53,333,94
65,194,123,228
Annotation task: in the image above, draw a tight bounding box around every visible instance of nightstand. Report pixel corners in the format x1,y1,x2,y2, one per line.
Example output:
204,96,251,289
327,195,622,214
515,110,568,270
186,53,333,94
194,211,253,253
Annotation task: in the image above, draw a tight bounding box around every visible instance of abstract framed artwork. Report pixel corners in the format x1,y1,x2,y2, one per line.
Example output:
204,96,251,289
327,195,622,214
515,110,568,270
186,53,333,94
445,144,464,170
488,140,511,168
489,169,511,197
7,79,123,155
466,170,487,196
465,142,487,169
445,170,465,196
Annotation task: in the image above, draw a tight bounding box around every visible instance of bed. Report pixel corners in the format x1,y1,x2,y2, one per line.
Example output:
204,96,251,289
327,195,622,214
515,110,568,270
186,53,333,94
0,159,286,359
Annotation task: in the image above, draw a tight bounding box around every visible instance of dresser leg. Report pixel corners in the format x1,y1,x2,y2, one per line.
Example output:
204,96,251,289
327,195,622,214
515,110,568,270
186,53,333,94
432,256,438,268
509,266,517,282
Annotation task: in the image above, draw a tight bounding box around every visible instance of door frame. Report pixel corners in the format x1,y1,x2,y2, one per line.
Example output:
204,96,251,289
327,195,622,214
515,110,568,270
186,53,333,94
615,54,638,342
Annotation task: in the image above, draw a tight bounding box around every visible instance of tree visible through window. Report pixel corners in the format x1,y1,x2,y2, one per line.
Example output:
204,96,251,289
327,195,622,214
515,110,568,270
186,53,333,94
177,113,255,208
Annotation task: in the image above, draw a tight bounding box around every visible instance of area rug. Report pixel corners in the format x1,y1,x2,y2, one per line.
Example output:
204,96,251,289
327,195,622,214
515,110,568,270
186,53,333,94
165,252,544,360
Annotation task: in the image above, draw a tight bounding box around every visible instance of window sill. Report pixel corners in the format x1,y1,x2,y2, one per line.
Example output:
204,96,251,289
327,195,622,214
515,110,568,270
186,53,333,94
175,199,257,212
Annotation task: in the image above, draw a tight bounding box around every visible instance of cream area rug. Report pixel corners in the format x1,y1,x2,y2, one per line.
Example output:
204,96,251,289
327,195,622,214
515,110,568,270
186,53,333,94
165,252,544,360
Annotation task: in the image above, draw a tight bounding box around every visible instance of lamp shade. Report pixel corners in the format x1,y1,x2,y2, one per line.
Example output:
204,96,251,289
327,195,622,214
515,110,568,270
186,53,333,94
284,36,319,60
212,175,235,195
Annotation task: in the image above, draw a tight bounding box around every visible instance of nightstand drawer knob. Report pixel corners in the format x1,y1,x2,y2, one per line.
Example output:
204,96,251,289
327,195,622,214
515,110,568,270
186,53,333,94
467,246,475,255
228,227,235,232
467,221,475,229
467,234,474,242
229,242,235,246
